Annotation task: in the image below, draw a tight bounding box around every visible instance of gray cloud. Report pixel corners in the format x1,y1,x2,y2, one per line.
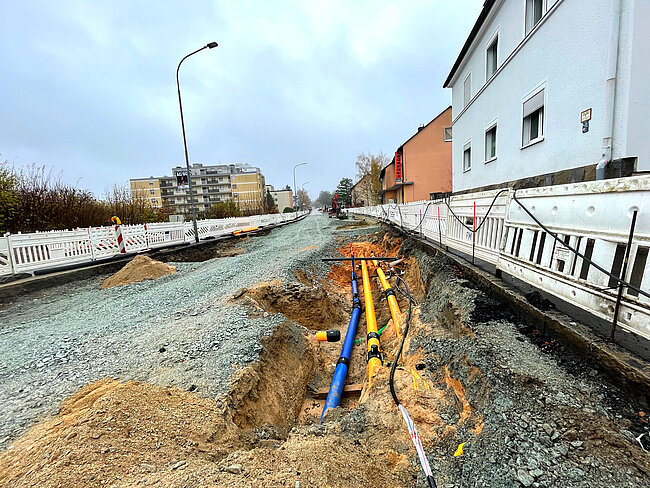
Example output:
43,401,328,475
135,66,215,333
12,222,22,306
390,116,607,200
0,0,481,199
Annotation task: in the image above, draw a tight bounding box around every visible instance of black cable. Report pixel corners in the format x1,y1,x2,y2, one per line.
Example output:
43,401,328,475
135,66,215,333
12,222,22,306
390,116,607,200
389,274,412,406
512,193,650,301
443,188,509,234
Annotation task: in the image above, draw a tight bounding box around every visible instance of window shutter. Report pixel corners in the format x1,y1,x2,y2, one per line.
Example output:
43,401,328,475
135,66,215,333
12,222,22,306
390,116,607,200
523,89,544,118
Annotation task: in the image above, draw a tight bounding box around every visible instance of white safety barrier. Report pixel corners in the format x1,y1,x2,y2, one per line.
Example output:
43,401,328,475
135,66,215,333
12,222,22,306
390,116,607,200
1,210,308,277
349,176,650,342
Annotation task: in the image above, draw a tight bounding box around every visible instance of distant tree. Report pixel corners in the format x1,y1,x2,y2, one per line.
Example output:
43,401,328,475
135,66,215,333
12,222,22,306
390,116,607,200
297,188,311,208
355,152,387,205
205,201,242,219
0,161,18,234
265,189,278,213
315,190,333,208
335,178,354,206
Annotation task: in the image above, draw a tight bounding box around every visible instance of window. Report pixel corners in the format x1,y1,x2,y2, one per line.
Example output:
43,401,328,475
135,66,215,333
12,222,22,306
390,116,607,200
232,184,237,189
485,124,497,161
486,36,498,79
522,88,545,146
526,0,545,34
463,142,472,172
148,180,154,186
150,189,155,195
151,198,157,203
444,126,453,142
463,73,472,107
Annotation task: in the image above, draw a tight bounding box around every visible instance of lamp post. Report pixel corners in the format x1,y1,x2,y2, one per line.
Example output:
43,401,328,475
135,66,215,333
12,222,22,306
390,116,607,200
293,162,307,209
177,42,218,243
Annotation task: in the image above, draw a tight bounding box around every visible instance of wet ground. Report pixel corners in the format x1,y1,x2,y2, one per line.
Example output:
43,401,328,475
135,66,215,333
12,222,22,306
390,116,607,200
1,215,649,487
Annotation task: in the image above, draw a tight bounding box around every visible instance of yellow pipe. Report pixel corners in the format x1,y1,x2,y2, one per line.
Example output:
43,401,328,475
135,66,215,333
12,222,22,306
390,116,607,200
372,258,401,338
361,260,382,385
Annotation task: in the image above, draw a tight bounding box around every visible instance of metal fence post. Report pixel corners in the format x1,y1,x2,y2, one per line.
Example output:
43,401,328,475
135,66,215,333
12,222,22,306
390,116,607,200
610,210,638,342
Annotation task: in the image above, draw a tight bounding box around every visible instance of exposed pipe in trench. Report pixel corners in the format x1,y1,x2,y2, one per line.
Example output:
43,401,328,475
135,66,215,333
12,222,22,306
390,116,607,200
361,259,382,386
372,253,402,338
321,248,362,420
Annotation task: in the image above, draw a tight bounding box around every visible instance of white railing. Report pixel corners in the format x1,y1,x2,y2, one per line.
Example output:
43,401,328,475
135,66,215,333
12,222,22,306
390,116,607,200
349,176,650,342
1,210,307,277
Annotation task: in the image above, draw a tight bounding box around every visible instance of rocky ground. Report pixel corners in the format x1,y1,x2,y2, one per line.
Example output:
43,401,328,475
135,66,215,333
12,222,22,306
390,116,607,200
1,214,649,488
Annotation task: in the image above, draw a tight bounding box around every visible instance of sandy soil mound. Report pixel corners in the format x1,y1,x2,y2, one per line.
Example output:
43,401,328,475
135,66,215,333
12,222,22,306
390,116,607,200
101,255,176,289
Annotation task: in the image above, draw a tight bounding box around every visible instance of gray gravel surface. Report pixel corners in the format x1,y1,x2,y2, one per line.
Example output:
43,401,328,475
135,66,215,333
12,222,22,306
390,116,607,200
406,243,650,488
0,213,337,449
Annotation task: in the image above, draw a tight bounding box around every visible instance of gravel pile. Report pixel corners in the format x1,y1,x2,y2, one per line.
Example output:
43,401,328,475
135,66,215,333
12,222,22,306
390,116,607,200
0,214,337,448
408,245,650,487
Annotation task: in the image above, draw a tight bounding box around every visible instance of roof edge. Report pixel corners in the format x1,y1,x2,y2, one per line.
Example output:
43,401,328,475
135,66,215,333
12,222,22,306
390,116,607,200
443,0,496,88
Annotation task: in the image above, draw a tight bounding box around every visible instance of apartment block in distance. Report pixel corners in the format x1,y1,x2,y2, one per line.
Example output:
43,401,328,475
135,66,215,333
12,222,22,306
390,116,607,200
130,177,162,208
265,185,293,211
444,0,649,193
130,162,266,215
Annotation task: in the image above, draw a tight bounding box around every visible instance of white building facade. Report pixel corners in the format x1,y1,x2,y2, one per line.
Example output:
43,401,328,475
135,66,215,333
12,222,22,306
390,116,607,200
445,0,650,192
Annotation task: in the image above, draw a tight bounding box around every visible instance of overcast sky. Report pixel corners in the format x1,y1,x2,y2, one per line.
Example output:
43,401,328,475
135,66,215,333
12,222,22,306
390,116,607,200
1,0,481,199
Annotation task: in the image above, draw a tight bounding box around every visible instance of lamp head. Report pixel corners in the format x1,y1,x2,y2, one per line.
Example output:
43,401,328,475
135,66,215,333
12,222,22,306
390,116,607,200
207,42,218,49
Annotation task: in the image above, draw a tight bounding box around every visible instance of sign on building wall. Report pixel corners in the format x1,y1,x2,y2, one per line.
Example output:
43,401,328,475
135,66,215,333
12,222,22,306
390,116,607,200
395,152,403,182
176,171,188,189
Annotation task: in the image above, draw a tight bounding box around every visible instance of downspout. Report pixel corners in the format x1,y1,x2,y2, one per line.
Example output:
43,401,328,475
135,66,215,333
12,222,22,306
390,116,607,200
598,0,623,179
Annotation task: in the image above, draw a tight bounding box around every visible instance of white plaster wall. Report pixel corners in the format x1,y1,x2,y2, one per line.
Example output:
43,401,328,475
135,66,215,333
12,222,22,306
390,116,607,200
624,0,650,171
449,0,641,192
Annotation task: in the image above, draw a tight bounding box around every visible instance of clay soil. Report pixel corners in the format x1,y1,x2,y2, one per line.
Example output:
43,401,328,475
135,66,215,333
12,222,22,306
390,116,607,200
2,227,649,488
101,255,176,289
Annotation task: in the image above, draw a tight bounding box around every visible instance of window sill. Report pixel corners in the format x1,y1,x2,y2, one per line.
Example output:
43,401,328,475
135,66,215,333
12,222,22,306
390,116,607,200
485,156,497,164
463,167,472,173
520,136,544,150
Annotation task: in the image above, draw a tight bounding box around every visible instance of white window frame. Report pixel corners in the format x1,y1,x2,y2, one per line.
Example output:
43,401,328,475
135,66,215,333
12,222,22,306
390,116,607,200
463,72,472,108
485,28,500,82
525,0,547,36
462,140,472,172
484,121,498,163
443,126,453,142
521,83,546,149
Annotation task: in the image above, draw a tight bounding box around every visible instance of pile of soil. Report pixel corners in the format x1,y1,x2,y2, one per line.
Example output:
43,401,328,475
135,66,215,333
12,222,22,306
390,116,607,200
101,255,176,289
232,279,347,330
0,322,416,488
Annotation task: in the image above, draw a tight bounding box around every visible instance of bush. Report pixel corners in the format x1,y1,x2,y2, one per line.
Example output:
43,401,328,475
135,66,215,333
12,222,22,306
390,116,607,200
283,207,295,213
204,201,242,219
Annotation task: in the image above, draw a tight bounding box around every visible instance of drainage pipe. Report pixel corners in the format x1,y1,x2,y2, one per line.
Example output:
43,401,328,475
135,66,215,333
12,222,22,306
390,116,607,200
321,250,362,419
361,259,382,385
372,255,402,338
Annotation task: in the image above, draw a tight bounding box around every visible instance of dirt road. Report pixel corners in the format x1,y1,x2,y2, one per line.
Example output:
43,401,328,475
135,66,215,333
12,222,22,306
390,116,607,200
0,213,339,448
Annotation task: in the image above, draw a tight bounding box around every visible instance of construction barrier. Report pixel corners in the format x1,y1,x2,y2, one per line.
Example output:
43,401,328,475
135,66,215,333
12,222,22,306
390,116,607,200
0,210,308,277
348,176,650,343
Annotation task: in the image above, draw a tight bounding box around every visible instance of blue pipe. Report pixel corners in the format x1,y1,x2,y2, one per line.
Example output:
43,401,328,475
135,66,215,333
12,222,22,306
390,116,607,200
321,252,361,420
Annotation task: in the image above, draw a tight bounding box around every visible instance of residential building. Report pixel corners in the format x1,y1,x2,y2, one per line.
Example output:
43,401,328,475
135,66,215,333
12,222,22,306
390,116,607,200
379,107,453,203
231,166,266,210
379,161,398,204
267,187,293,211
130,162,266,216
444,0,650,193
352,173,380,207
130,177,162,208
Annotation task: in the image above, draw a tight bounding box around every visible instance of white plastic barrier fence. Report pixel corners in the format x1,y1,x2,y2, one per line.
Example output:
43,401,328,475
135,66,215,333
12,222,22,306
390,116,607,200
1,210,308,277
348,176,650,342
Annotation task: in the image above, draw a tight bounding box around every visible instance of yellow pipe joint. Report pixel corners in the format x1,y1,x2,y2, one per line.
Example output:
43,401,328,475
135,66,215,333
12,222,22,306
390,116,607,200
361,260,381,384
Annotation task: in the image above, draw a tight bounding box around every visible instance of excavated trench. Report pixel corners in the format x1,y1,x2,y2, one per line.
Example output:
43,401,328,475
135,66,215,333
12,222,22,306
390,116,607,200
3,228,649,487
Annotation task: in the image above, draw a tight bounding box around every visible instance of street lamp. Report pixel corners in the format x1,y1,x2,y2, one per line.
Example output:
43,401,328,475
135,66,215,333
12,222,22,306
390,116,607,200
176,41,218,243
293,162,307,209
